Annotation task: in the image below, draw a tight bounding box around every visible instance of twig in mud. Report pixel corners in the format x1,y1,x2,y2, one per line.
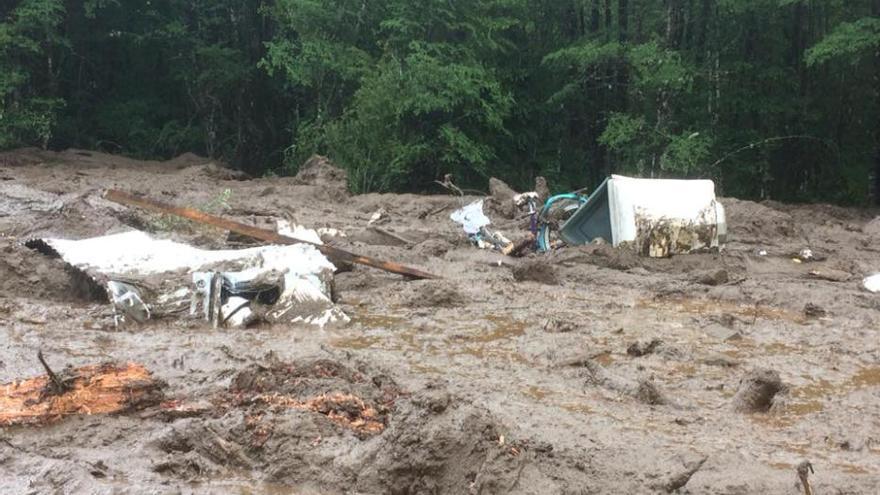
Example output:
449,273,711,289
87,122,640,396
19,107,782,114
420,203,451,219
797,461,814,495
37,350,68,395
368,226,416,246
434,174,464,197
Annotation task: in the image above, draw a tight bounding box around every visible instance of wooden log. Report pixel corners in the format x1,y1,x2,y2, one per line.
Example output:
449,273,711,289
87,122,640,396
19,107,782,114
103,189,438,280
0,362,163,427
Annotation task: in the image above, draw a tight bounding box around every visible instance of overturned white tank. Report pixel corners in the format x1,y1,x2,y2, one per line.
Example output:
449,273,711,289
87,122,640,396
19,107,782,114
28,230,348,328
560,175,727,257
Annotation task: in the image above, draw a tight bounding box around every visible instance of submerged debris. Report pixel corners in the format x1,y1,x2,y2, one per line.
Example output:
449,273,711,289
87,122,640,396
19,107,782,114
227,359,399,438
731,368,786,413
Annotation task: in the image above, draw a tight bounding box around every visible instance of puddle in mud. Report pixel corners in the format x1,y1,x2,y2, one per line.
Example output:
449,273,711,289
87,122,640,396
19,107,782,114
851,367,880,387
331,313,407,350
333,313,530,366
638,297,806,324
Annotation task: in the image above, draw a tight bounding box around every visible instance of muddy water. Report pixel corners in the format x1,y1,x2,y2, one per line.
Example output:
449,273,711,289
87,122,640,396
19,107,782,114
1,149,880,493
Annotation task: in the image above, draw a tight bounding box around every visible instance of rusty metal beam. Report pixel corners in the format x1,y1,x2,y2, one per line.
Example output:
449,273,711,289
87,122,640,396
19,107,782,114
103,189,439,280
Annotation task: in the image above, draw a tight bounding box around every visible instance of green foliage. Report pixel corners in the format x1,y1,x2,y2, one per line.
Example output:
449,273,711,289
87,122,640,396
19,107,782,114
806,18,880,66
0,0,878,204
661,132,713,175
0,0,65,148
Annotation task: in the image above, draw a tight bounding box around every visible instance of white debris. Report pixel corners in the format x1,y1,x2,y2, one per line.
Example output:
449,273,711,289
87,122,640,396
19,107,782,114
864,274,880,293
450,200,492,235
367,208,388,226
31,230,348,328
317,227,347,239
277,219,324,244
513,191,539,207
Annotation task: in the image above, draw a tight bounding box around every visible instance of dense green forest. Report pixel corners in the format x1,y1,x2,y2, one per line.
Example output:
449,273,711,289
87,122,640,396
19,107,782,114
1,1,879,203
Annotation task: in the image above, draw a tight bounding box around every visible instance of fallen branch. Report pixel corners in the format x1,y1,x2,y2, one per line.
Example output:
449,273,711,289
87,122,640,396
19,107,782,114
36,350,69,396
368,226,416,246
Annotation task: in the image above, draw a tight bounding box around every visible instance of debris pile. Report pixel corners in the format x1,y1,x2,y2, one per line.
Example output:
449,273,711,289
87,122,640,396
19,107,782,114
28,230,348,328
449,174,728,259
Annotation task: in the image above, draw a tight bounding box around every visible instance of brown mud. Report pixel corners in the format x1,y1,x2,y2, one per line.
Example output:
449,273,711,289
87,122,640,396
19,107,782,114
1,148,880,493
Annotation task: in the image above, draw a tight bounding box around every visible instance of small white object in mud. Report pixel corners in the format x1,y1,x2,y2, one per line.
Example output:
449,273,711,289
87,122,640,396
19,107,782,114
28,230,348,328
757,249,768,256
450,200,492,235
864,274,880,293
367,208,388,226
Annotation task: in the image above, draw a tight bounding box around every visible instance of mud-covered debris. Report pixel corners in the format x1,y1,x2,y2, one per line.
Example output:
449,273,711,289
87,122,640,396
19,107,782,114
804,303,827,318
808,269,851,282
404,281,466,308
228,359,399,437
543,318,576,333
512,259,559,285
635,379,668,406
703,324,741,342
583,360,671,406
796,460,814,495
248,392,386,435
0,362,163,427
293,154,349,191
627,339,663,357
695,268,729,286
488,177,519,219
416,238,453,257
535,176,551,205
863,217,880,236
731,368,786,413
200,163,251,181
654,456,708,493
552,243,640,271
560,175,726,257
701,355,740,368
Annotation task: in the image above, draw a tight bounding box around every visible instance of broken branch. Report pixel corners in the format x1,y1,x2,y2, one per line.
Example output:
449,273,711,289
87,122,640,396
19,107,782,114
36,350,68,395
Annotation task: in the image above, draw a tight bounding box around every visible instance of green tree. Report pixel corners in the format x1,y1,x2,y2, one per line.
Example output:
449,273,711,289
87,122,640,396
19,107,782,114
0,0,65,148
